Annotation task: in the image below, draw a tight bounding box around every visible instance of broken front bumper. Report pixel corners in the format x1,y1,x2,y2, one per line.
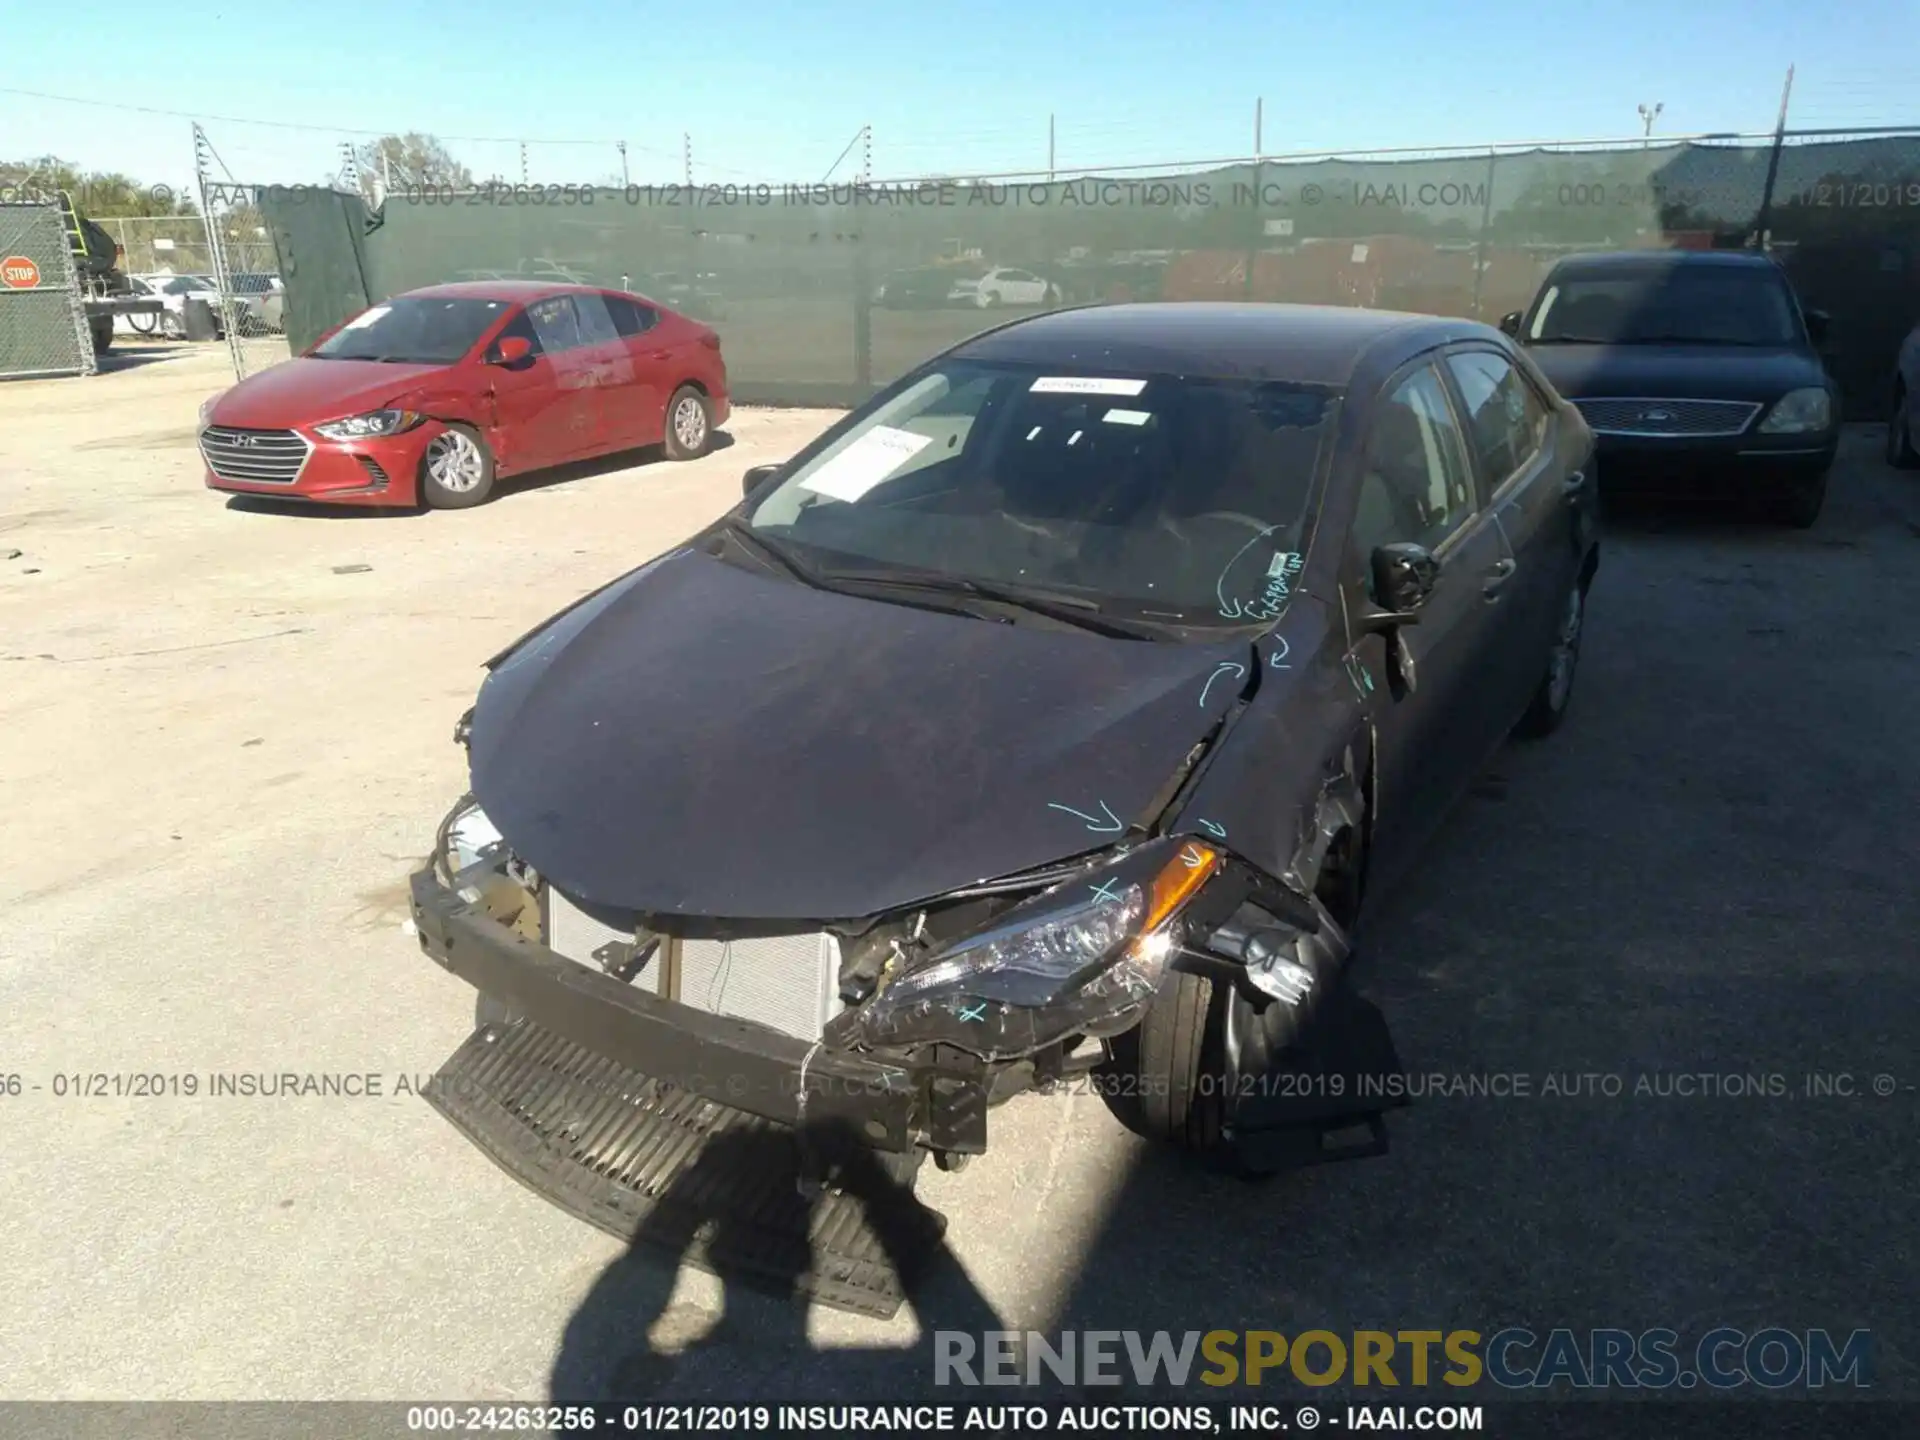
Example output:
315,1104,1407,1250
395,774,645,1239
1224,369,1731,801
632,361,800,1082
406,866,990,1155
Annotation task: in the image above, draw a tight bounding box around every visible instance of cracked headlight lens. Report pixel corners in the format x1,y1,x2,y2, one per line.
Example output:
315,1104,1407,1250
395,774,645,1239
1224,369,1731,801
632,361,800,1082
842,836,1222,1061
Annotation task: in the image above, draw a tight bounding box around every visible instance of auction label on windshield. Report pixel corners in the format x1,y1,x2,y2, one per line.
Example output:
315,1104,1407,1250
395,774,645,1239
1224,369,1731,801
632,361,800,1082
796,425,935,503
1030,375,1149,395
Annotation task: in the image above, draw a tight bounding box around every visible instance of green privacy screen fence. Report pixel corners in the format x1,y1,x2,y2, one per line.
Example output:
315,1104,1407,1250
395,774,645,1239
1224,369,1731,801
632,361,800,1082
254,130,1920,415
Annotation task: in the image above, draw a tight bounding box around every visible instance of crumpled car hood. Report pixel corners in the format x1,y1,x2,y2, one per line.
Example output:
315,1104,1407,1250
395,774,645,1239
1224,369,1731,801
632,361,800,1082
467,550,1253,920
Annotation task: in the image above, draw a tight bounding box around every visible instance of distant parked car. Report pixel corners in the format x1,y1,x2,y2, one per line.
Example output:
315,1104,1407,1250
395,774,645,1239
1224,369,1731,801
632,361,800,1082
1501,250,1839,527
196,281,729,510
947,266,1062,308
125,273,274,339
1889,319,1920,469
873,268,957,309
229,272,285,332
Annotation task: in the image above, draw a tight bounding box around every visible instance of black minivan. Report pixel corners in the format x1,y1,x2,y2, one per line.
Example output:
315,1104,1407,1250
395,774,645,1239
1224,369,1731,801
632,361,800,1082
1501,250,1839,527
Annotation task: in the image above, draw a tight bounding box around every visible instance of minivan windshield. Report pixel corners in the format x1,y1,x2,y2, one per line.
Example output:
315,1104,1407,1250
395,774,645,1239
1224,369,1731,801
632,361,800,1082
743,361,1337,626
312,296,511,364
1528,267,1802,347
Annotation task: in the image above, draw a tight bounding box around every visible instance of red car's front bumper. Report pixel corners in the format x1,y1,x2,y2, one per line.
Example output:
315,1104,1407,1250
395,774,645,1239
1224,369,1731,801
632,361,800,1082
201,421,439,508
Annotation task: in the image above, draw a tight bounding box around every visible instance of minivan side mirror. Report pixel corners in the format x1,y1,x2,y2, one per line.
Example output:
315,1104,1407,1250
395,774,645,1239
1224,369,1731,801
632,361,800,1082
743,462,784,498
1498,311,1523,339
1360,542,1440,631
1803,308,1831,344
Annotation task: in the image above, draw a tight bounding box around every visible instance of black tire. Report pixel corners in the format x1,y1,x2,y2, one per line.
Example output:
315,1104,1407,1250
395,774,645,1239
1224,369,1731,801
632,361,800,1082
1109,968,1229,1155
418,423,497,509
661,384,712,461
1775,472,1827,529
161,311,185,340
1887,386,1919,470
1515,573,1587,738
1111,799,1371,1162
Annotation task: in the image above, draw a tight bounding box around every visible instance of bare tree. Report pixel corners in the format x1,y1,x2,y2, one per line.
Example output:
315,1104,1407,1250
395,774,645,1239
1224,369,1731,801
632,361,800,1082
353,133,475,199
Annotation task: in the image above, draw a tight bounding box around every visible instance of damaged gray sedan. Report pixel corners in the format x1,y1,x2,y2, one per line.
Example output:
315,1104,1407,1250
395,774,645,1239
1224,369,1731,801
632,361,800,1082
408,303,1600,1313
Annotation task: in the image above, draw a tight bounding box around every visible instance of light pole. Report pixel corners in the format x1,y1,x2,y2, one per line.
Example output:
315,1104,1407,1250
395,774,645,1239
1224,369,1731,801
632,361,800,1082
1637,102,1664,146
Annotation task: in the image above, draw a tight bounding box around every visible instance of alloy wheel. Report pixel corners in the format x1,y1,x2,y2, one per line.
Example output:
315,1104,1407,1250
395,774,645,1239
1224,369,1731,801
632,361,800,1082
672,395,707,452
426,430,485,493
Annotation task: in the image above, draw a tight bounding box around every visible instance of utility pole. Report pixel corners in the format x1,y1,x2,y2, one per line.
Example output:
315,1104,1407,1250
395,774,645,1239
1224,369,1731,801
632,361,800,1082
617,141,628,187
1637,101,1663,146
862,124,872,184
683,133,692,187
1254,98,1263,160
1047,114,1055,182
1754,65,1796,250
519,142,529,184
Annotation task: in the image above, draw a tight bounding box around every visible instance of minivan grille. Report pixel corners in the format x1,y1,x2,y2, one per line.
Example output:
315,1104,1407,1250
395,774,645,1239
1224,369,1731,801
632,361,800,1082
200,426,311,484
1572,397,1763,438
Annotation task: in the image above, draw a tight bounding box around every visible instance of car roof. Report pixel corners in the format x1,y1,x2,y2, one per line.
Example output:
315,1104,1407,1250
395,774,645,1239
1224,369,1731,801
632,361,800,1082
399,279,607,303
950,301,1482,385
1547,249,1783,279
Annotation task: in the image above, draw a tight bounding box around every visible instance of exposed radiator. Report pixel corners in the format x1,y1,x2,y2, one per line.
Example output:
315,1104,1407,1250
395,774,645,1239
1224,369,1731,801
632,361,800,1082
677,933,841,1042
544,885,840,1043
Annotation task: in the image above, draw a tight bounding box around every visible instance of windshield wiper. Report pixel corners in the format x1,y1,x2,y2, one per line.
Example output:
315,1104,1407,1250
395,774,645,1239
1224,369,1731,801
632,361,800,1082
713,519,1005,623
819,566,1167,640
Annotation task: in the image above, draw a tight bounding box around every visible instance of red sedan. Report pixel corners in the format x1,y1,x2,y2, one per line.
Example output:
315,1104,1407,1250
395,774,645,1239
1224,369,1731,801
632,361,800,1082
197,281,730,509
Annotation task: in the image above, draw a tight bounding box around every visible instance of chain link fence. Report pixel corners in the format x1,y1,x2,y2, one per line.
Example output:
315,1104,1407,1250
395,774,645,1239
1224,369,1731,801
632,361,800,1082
222,126,1920,412
0,201,94,380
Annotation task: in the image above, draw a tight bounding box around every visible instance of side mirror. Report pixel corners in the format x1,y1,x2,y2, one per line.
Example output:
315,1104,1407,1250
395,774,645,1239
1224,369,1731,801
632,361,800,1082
742,462,784,498
489,334,534,365
1360,542,1439,632
1498,311,1523,338
1803,308,1830,344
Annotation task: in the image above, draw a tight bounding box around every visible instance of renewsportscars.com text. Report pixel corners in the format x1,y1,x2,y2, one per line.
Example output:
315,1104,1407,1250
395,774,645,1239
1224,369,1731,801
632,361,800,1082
933,1328,1872,1390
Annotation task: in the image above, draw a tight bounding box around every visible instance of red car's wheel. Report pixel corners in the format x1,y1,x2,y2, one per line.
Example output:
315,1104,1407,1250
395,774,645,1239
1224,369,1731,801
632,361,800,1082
662,385,712,461
419,424,497,509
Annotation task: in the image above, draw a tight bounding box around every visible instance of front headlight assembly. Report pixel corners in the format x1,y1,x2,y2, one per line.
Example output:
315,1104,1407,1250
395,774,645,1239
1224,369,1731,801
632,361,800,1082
1757,387,1832,435
836,836,1222,1061
314,408,424,441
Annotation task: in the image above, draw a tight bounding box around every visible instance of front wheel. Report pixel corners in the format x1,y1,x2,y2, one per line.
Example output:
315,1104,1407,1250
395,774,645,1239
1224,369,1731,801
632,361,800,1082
1887,388,1919,469
1775,472,1827,529
1515,576,1586,738
419,424,497,508
662,385,712,460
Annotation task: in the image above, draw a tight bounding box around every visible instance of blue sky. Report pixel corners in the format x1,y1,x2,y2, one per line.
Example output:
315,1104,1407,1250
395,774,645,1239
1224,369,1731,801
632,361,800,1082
4,0,1915,194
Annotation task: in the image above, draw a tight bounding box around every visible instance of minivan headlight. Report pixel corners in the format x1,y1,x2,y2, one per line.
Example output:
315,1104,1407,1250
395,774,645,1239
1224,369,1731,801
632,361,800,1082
314,409,423,440
840,836,1222,1061
1758,388,1832,434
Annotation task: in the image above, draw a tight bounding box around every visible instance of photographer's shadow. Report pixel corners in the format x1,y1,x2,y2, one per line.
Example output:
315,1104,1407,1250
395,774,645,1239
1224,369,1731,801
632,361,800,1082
549,1121,1002,1402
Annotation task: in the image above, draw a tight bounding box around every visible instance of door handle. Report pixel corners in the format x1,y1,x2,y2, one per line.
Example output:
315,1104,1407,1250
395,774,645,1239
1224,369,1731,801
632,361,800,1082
1483,557,1517,598
648,349,670,360
1562,470,1587,504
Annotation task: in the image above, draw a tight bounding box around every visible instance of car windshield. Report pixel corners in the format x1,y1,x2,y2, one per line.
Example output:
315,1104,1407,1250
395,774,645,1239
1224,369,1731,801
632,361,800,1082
164,277,211,294
743,360,1338,627
1529,268,1802,346
312,296,511,364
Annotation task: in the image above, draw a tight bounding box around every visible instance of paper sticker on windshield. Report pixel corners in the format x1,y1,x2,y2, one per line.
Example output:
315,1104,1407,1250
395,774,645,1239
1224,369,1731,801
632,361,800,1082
1267,551,1303,580
1030,376,1148,396
797,426,935,503
341,305,391,330
1103,408,1152,426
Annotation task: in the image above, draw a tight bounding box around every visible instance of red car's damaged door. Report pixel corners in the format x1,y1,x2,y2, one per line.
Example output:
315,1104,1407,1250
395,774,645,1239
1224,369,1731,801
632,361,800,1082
482,297,609,474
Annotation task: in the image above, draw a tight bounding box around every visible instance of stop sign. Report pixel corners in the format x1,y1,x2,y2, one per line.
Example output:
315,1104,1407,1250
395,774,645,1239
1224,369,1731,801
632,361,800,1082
1,255,41,288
